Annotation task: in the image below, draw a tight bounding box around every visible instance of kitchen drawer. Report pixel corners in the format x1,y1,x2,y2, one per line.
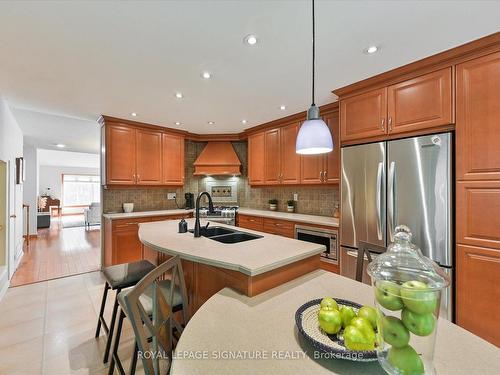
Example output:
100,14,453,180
263,218,295,238
238,214,264,232
151,213,192,222
113,217,151,229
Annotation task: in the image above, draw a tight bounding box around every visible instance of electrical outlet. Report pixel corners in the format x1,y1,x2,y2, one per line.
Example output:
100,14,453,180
293,193,298,201
167,193,176,200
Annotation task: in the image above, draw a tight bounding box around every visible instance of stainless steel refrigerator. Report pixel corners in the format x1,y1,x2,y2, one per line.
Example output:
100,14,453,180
340,132,453,320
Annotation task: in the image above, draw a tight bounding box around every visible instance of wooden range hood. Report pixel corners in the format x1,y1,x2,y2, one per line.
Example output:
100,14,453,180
193,142,241,176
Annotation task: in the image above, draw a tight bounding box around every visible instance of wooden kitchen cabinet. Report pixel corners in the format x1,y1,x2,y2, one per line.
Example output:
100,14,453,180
300,154,323,184
280,122,301,184
456,244,500,346
106,124,137,185
264,128,281,185
237,214,264,232
387,67,452,134
162,133,185,185
262,218,295,238
456,51,500,181
324,111,340,183
340,88,387,141
108,218,151,266
136,128,162,185
102,117,185,186
248,132,265,185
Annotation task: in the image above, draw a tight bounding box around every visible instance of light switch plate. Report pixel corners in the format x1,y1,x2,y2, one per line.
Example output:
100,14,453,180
293,193,298,201
167,193,176,200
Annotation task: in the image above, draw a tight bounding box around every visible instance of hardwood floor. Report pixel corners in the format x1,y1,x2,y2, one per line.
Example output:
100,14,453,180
10,215,100,287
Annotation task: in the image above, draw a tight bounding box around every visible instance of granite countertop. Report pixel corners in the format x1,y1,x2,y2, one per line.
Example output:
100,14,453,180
237,207,339,227
170,270,500,375
103,209,193,219
138,218,325,276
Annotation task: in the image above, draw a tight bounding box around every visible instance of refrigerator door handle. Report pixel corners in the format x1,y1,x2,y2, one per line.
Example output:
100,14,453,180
376,162,383,240
388,161,396,242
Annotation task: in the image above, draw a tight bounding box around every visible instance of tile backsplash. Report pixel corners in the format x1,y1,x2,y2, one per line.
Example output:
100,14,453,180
103,141,339,217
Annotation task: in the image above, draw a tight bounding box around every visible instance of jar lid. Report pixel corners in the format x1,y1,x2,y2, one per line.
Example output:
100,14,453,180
367,225,450,290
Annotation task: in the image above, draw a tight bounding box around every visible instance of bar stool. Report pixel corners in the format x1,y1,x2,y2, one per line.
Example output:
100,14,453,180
95,260,156,363
108,256,189,375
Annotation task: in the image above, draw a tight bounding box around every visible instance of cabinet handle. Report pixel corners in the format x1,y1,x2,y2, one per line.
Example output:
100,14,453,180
132,174,136,182
137,174,140,182
126,222,138,225
275,223,282,226
381,118,385,131
324,171,327,182
319,171,323,181
388,117,393,131
249,219,255,222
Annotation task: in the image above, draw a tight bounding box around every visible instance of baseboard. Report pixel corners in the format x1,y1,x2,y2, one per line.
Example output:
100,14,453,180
0,267,9,302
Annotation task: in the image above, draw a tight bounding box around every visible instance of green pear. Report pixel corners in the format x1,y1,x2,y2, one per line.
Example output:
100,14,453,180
344,325,375,351
375,281,404,311
381,316,410,348
320,297,339,311
318,308,342,334
400,280,438,315
340,306,357,328
387,345,424,375
358,306,378,329
349,317,375,342
401,308,435,336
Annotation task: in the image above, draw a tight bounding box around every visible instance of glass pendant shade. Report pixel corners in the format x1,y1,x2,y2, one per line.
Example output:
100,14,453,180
296,105,334,154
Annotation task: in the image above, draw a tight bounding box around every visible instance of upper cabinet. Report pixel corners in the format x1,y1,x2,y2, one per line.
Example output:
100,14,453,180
387,68,452,134
248,107,339,186
456,51,500,181
103,118,185,186
340,68,453,143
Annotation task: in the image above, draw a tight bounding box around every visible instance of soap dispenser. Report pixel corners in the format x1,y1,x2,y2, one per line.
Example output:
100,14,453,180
178,219,188,233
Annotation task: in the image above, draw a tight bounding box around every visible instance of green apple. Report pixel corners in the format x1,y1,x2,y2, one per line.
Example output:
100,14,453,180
387,345,424,375
375,281,404,311
358,306,377,329
320,297,339,311
381,316,410,348
318,308,342,334
340,306,357,328
344,325,375,351
400,280,438,315
349,317,375,342
402,308,435,336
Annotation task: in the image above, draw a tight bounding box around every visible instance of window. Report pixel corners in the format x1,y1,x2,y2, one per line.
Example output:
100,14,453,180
62,174,100,206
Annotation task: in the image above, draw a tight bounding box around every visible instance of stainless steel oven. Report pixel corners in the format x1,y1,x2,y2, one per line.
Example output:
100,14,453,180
295,225,338,264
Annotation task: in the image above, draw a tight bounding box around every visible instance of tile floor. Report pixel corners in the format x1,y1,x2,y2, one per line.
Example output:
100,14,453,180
0,271,144,375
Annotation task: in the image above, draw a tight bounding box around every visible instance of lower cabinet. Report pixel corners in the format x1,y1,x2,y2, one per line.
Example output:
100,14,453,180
104,213,192,266
456,244,500,346
237,214,264,232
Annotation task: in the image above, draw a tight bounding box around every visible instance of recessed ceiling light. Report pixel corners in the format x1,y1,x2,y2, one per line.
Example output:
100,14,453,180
280,105,287,110
131,112,137,117
175,92,184,99
201,71,211,79
207,121,215,125
241,119,247,124
364,45,379,54
174,121,181,126
56,143,66,148
244,34,258,46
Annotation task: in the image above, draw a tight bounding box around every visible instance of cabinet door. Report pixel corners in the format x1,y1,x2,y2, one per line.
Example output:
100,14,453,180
162,133,185,185
264,128,281,185
456,52,500,180
457,181,500,250
106,124,136,185
387,68,452,135
136,129,162,185
340,88,387,142
237,214,264,232
323,111,340,183
456,244,500,346
112,219,150,265
248,132,265,185
280,122,301,184
300,154,323,184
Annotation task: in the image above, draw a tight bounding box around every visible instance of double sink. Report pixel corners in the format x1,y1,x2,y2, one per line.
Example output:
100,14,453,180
188,226,263,244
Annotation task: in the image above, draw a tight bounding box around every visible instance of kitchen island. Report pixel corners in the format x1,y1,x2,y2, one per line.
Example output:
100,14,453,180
170,270,500,375
138,218,325,314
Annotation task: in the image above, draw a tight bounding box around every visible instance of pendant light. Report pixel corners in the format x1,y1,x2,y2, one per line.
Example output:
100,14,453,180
296,0,333,155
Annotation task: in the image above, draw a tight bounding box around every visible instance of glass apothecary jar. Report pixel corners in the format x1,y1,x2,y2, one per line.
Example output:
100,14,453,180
367,225,450,375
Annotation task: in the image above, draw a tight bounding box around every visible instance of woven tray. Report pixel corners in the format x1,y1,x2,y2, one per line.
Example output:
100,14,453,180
295,298,378,362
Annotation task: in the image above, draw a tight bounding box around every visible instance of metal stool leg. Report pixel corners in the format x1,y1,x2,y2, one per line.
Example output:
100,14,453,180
108,309,126,375
95,282,110,338
103,288,121,363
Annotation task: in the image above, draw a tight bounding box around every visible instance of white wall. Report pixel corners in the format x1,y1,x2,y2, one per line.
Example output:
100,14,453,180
23,144,38,235
0,97,24,290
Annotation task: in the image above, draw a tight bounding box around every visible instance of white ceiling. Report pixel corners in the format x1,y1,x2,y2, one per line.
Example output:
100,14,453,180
38,149,100,168
0,0,499,135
